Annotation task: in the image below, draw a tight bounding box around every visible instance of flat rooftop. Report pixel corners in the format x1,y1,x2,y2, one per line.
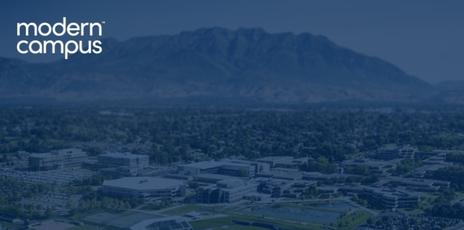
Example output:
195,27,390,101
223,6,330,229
99,152,148,159
181,161,224,169
258,156,294,163
29,152,58,158
29,148,87,158
103,177,184,190
181,160,250,170
195,173,237,181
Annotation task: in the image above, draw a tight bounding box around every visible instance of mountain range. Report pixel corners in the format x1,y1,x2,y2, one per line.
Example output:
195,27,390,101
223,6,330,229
0,27,457,104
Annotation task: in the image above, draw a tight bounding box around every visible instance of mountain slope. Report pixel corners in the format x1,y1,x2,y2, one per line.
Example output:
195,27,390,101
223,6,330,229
0,27,432,103
432,80,464,104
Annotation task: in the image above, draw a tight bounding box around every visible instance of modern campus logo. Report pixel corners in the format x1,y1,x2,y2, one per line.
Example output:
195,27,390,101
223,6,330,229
16,17,104,60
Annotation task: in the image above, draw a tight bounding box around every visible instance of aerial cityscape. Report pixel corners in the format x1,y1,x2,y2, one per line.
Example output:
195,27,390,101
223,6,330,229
0,107,464,230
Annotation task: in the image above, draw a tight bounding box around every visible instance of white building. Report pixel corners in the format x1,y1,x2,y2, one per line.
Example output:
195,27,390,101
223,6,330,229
257,156,309,169
101,177,185,198
28,148,88,171
179,159,260,177
197,179,257,203
98,152,149,176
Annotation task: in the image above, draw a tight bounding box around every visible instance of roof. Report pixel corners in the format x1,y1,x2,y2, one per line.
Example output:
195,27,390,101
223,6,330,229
100,152,148,159
53,148,85,155
180,161,224,169
30,148,87,158
257,156,294,163
195,173,236,181
103,177,184,190
29,152,57,158
181,160,250,170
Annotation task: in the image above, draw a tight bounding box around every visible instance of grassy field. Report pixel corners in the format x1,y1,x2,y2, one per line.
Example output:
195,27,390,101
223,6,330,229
333,210,372,230
191,217,264,230
190,214,324,230
160,204,221,215
73,201,366,230
162,204,326,229
68,225,100,230
162,201,364,230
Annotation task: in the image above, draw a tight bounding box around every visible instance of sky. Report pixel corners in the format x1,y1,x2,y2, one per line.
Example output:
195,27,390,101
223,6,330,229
1,0,463,83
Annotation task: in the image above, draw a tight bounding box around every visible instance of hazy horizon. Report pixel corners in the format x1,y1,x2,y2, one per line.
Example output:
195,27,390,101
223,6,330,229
1,0,463,83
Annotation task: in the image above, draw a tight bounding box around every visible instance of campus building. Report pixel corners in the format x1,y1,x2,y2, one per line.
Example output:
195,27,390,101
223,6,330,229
0,168,94,185
101,177,185,198
364,188,419,210
179,160,257,177
340,186,419,210
28,148,88,171
97,152,149,176
197,179,257,203
257,156,309,169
